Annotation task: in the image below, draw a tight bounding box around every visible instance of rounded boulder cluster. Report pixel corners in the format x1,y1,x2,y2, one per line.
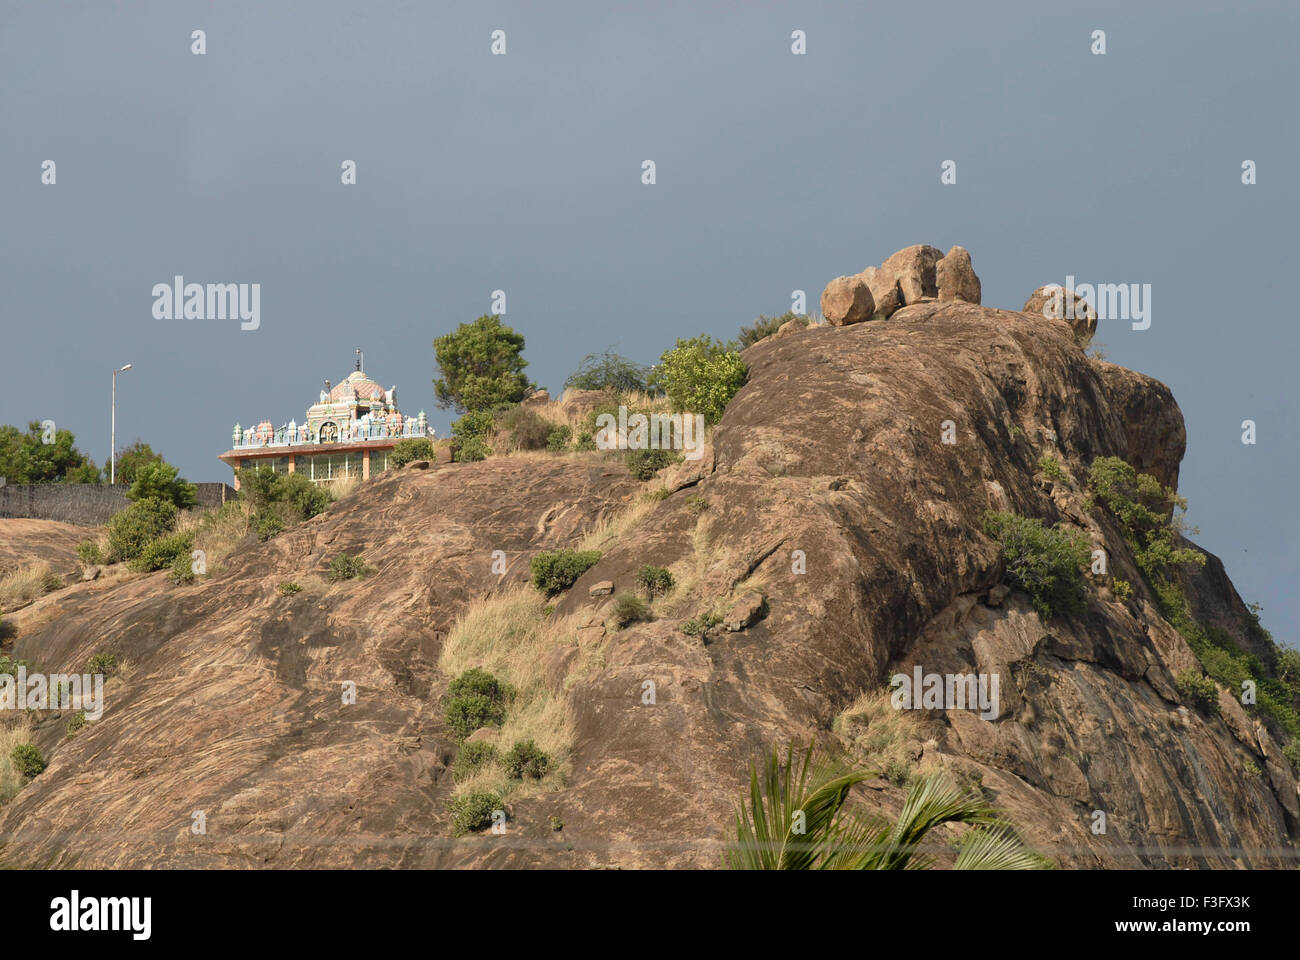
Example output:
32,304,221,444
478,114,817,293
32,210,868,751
820,244,981,325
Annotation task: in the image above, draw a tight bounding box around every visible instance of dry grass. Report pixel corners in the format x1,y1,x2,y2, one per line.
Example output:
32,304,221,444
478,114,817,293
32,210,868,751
0,561,62,610
182,501,254,571
438,585,586,801
0,720,34,804
576,496,658,553
834,689,922,778
320,475,359,500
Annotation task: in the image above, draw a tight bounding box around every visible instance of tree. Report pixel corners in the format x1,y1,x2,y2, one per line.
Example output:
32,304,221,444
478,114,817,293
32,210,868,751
113,441,163,485
649,336,747,425
723,743,1048,870
564,350,650,393
433,315,531,413
0,422,100,483
126,460,197,509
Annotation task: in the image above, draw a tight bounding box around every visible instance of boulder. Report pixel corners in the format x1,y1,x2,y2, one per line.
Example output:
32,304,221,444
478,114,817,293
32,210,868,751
880,244,943,305
589,580,614,597
81,565,101,582
407,460,431,470
466,727,499,744
935,245,981,304
723,593,767,632
773,318,803,339
1024,285,1097,343
434,445,454,465
986,583,1010,607
819,275,875,326
858,266,903,319
522,389,551,408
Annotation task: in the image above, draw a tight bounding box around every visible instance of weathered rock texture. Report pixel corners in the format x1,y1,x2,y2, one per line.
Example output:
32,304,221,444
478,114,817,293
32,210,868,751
0,293,1293,870
1025,284,1099,343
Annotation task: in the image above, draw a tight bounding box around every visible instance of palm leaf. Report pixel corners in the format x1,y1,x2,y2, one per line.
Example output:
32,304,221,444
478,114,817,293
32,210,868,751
724,742,869,870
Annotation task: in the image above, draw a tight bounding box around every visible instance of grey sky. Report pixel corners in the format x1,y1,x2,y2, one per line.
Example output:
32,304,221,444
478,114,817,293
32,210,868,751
2,0,1295,637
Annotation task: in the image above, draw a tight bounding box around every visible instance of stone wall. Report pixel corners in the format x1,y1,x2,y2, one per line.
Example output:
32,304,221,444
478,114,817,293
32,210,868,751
0,482,236,527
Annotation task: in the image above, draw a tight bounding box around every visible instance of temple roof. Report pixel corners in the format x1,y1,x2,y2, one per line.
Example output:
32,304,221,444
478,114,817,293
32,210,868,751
329,370,386,402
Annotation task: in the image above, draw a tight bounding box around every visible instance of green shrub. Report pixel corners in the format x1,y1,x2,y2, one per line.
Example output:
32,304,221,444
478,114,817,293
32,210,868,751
41,570,64,592
1284,742,1300,776
278,582,302,596
76,541,103,566
503,739,551,780
1087,456,1204,580
1037,453,1067,483
564,350,650,393
650,335,747,425
626,448,680,481
126,460,197,509
10,743,45,779
1111,578,1132,601
612,594,651,629
681,611,721,637
530,549,602,596
685,495,708,514
452,741,498,782
86,652,118,677
546,425,572,453
65,711,87,737
328,553,372,581
106,497,178,564
574,430,597,452
166,550,196,584
445,694,505,740
389,437,435,467
237,467,333,523
132,531,194,573
448,790,505,836
636,564,675,601
448,667,514,704
738,311,807,348
981,511,1092,620
1175,670,1220,716
454,435,491,462
499,406,555,451
253,508,286,541
279,473,333,519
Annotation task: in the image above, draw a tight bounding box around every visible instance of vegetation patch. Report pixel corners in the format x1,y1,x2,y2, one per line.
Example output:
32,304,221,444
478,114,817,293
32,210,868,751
503,739,551,780
611,594,650,629
1174,670,1220,717
529,549,601,596
448,790,505,836
389,437,434,467
10,743,45,780
981,511,1091,619
328,553,373,581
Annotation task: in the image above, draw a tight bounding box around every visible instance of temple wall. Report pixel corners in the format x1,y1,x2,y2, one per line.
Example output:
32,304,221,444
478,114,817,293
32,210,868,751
0,482,237,527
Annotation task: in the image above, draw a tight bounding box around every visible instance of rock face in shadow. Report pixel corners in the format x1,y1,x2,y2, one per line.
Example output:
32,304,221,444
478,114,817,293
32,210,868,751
0,298,1293,869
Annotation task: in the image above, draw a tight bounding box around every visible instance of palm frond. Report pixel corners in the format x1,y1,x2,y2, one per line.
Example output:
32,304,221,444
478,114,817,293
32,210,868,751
954,824,1052,870
723,742,868,870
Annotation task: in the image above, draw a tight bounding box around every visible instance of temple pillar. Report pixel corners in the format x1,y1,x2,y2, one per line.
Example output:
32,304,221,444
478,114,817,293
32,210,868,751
363,449,370,480
288,455,295,474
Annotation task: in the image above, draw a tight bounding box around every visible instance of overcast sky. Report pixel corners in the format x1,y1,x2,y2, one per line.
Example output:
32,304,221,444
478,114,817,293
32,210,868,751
2,0,1295,637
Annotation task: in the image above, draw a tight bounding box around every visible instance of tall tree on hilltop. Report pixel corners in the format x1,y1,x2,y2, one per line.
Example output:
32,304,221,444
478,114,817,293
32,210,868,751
433,315,531,413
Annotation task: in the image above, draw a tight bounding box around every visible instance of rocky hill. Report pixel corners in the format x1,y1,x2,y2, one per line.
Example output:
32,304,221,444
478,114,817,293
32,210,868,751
0,247,1294,869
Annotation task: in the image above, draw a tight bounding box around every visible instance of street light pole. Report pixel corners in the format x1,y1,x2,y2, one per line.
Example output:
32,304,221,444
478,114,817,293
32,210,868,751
111,363,133,484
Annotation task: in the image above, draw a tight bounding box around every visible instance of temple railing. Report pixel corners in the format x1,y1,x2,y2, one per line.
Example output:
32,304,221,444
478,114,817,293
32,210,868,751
230,420,432,450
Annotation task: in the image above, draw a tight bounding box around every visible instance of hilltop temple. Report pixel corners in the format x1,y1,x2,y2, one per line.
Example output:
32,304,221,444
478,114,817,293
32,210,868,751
219,354,430,487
